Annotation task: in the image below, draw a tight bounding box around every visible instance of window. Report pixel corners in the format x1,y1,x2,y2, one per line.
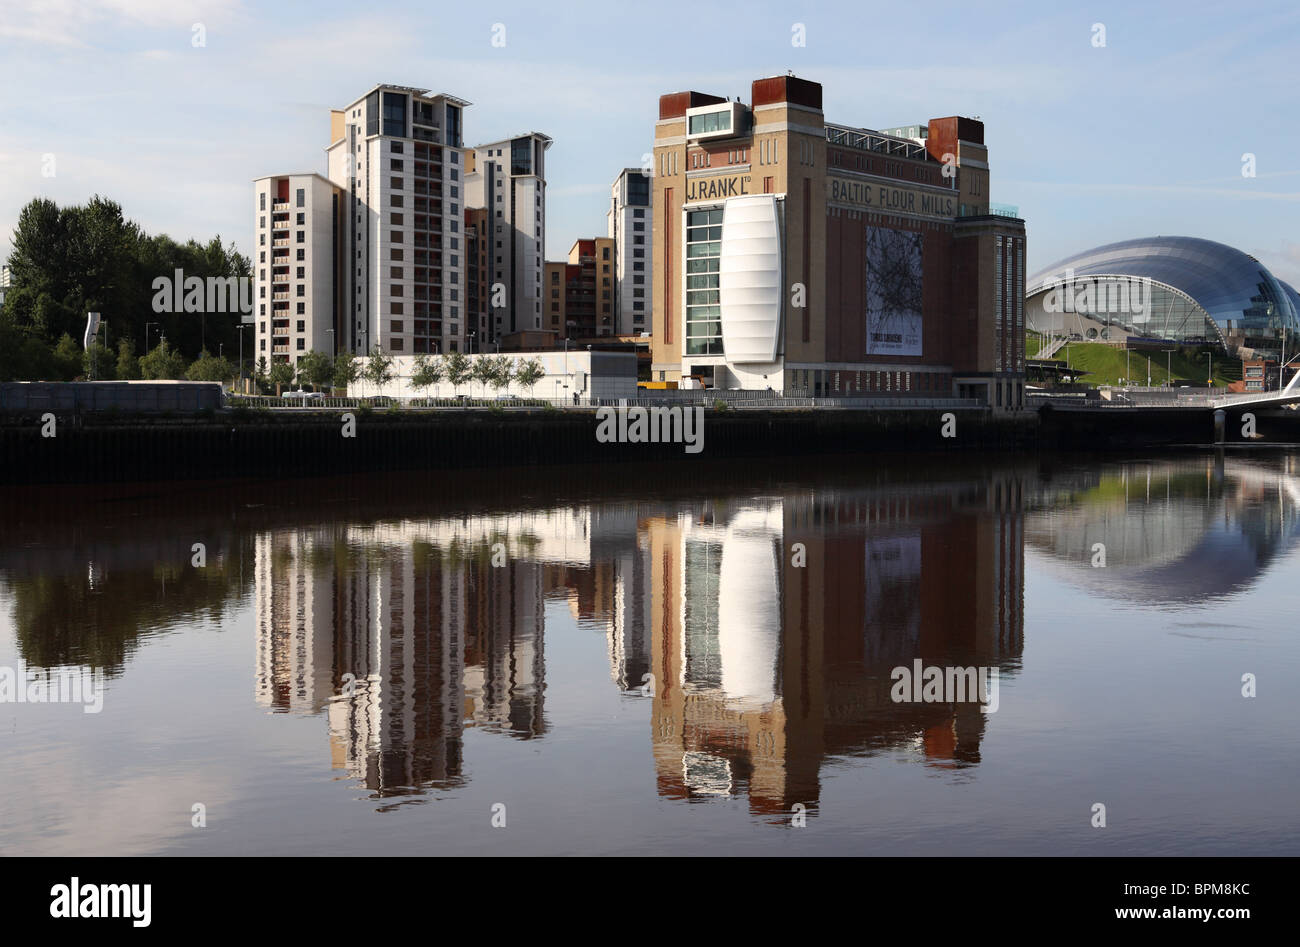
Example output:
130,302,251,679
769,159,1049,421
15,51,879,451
390,159,404,171
296,286,305,297
296,338,305,350
260,193,266,210
391,177,403,190
297,213,305,225
296,267,304,278
684,208,724,355
296,320,305,332
390,320,404,334
296,188,304,207
391,212,404,225
296,304,304,315
390,338,404,351
297,250,304,261
391,195,404,208
296,231,304,243
390,266,403,279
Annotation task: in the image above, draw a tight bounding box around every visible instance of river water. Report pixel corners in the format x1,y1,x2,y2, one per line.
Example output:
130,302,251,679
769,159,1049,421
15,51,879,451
1,452,1297,855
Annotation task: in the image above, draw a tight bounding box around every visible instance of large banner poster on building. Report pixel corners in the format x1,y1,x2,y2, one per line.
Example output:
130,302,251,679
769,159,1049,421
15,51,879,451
865,226,924,356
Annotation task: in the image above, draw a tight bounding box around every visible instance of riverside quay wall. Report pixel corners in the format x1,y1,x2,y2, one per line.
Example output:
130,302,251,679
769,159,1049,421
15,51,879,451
0,407,1033,485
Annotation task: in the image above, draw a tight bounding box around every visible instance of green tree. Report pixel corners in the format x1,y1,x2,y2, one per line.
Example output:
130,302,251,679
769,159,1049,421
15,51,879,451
185,349,236,383
488,355,514,396
268,359,294,393
139,338,188,379
444,350,471,396
52,333,82,380
83,342,117,380
470,356,495,398
362,347,395,394
515,357,545,397
115,338,141,379
296,350,335,392
333,351,360,392
410,352,445,400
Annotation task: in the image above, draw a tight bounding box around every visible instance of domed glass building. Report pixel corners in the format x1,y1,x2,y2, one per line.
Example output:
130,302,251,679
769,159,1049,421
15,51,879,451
1025,236,1300,353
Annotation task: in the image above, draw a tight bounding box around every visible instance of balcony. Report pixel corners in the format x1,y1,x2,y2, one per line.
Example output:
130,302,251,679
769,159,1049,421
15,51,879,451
271,200,289,210
272,239,288,248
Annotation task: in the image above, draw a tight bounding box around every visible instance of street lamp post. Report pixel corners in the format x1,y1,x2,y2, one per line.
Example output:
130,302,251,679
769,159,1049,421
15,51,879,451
145,322,159,354
236,324,249,393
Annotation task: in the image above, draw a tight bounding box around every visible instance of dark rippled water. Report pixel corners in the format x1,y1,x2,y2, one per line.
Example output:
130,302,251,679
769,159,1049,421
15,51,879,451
2,452,1297,855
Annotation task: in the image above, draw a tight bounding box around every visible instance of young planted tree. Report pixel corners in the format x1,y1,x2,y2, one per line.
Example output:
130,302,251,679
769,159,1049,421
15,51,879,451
332,351,359,393
268,359,294,394
410,352,445,402
444,350,471,397
296,350,335,392
139,338,188,380
53,333,83,380
115,338,141,380
83,342,116,380
470,356,496,398
362,346,395,397
185,349,236,383
515,357,545,398
488,355,515,397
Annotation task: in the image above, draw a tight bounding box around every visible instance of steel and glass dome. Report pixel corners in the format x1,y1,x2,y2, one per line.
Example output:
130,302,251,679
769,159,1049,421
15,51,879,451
1026,236,1300,352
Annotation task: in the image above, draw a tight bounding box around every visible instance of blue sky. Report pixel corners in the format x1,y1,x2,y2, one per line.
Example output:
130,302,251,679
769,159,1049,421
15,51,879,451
2,0,1298,283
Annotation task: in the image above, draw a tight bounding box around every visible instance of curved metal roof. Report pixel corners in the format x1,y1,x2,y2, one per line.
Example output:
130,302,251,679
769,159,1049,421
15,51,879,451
1027,236,1299,339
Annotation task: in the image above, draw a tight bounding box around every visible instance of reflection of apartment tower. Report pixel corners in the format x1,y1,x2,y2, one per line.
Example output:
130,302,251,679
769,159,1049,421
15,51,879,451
251,174,343,367
328,545,470,796
254,531,336,713
607,168,653,336
463,133,552,344
462,557,547,738
608,536,651,690
325,85,471,356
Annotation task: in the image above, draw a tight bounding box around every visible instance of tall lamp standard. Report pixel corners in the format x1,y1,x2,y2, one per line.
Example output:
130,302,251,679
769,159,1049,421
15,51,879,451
236,324,250,393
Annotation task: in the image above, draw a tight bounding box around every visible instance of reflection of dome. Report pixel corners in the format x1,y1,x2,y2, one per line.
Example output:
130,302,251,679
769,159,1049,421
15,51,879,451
1026,463,1300,604
1026,236,1300,351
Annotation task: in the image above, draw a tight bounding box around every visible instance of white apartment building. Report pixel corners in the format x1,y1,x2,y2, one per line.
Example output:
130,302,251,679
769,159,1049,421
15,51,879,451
606,168,653,336
252,173,341,368
463,133,551,346
325,84,471,356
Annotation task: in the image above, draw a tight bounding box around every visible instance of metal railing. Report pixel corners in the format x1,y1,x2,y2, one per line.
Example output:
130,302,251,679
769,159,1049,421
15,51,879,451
225,393,989,412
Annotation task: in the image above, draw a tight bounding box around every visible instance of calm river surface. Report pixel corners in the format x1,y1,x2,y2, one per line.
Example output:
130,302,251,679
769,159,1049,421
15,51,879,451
2,452,1298,856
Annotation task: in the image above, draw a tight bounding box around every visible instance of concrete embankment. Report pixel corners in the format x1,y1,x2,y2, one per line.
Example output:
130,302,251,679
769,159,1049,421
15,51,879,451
0,407,1033,485
1034,402,1300,449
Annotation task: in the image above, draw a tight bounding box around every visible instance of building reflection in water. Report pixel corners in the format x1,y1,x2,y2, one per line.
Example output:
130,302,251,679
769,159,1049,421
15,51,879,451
251,471,1027,812
1025,454,1300,605
645,476,1024,819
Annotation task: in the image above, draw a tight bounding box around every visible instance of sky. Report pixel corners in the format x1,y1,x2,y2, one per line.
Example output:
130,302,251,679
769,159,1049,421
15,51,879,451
1,0,1298,284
